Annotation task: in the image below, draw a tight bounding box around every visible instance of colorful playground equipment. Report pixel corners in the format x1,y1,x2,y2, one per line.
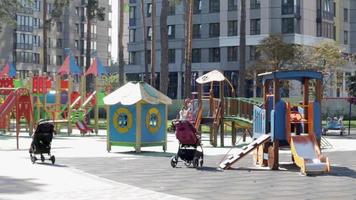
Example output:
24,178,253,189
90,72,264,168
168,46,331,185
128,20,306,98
104,81,172,153
193,70,255,147
0,61,33,149
219,70,331,175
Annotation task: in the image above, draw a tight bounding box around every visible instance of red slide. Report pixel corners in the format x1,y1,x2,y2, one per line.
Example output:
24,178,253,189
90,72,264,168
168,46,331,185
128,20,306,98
0,91,17,117
75,120,93,134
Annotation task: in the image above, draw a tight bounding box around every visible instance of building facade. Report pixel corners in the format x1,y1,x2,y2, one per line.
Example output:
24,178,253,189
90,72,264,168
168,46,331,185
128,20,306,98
0,0,112,76
124,0,356,99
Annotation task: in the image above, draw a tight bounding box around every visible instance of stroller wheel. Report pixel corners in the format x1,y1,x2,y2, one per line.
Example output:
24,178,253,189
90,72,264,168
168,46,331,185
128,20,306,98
40,154,45,162
193,158,199,168
184,161,191,167
30,155,36,164
50,155,55,164
170,156,177,168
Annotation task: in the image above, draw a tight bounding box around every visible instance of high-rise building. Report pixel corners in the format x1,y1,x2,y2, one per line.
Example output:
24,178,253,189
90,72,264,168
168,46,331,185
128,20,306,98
124,0,356,99
0,0,112,76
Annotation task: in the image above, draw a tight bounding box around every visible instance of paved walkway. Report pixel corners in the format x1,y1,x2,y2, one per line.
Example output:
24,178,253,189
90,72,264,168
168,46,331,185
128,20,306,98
1,130,356,200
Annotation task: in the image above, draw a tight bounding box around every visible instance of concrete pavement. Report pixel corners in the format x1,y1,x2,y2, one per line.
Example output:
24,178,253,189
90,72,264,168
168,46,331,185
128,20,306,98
1,130,356,200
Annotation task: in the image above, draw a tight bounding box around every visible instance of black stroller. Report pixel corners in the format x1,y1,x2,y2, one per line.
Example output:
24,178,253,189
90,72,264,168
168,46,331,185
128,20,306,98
29,120,56,164
170,120,203,168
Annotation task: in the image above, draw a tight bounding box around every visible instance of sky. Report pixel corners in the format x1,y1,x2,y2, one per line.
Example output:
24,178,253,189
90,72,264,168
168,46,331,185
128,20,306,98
111,1,118,62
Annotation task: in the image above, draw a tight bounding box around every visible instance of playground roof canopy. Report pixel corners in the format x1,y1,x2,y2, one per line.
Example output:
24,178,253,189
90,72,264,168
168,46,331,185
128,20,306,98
258,70,323,83
196,70,226,84
103,81,172,106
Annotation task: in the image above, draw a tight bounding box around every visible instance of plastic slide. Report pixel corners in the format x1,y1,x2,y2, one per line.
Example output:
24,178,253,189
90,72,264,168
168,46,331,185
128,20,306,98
290,135,330,175
75,120,93,134
0,91,16,116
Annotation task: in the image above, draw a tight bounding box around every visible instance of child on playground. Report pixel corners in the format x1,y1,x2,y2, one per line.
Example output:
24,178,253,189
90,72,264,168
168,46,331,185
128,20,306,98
179,98,193,121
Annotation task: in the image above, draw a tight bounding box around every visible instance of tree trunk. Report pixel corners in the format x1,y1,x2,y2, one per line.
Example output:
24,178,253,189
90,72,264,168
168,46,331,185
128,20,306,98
184,0,193,98
118,0,125,86
43,0,48,74
150,0,157,87
160,0,169,95
141,0,149,83
85,9,92,91
238,0,246,97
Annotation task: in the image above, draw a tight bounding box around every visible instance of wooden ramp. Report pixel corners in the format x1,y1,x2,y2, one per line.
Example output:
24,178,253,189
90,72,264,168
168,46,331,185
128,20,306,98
219,134,271,170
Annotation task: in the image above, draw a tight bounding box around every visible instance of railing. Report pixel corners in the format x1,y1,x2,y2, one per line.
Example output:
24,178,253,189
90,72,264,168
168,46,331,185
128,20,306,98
224,97,262,121
253,106,266,137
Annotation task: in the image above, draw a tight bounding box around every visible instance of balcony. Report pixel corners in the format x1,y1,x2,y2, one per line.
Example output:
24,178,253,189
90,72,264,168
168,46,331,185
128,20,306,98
15,43,33,50
16,25,34,32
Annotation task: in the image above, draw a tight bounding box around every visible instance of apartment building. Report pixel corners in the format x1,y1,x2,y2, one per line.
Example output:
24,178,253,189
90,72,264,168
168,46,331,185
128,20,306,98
0,0,112,76
123,0,356,99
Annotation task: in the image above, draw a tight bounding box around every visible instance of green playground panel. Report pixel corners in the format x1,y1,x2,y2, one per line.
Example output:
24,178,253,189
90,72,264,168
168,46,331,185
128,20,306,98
13,79,24,88
97,92,105,107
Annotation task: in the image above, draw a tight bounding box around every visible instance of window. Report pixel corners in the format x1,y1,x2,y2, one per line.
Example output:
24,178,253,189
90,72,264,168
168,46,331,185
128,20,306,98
344,8,348,22
146,50,151,64
129,6,136,19
228,0,237,11
168,25,175,39
56,39,63,48
228,20,238,36
250,0,261,9
333,2,336,17
193,0,202,14
228,47,238,62
250,19,260,35
129,52,136,64
129,29,136,42
168,49,175,63
344,31,348,44
75,7,80,15
75,23,79,34
168,0,175,15
75,40,79,50
193,24,202,38
147,27,152,41
56,55,63,66
33,35,40,47
282,18,294,33
147,3,152,17
249,46,259,60
209,0,220,13
34,0,41,12
282,0,294,15
192,49,201,63
56,22,63,32
209,23,220,38
209,48,220,62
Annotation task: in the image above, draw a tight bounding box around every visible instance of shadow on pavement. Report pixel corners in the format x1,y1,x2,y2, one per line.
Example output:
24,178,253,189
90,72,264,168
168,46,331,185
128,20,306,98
35,162,68,168
0,176,44,194
196,166,223,173
327,166,356,179
118,151,176,158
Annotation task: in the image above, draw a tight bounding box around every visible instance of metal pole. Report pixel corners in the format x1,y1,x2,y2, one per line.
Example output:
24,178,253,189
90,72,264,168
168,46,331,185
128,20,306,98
348,99,352,135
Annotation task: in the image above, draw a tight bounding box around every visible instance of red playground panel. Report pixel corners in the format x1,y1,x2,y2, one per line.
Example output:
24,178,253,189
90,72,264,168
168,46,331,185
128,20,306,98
32,76,52,94
0,78,14,95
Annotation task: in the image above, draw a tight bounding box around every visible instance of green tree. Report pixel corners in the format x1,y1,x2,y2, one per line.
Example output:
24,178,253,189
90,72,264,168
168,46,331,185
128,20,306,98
257,34,297,70
0,0,22,25
313,41,346,97
159,0,169,95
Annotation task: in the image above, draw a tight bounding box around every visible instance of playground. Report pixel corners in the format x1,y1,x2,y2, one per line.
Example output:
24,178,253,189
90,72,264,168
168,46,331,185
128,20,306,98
1,66,356,199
